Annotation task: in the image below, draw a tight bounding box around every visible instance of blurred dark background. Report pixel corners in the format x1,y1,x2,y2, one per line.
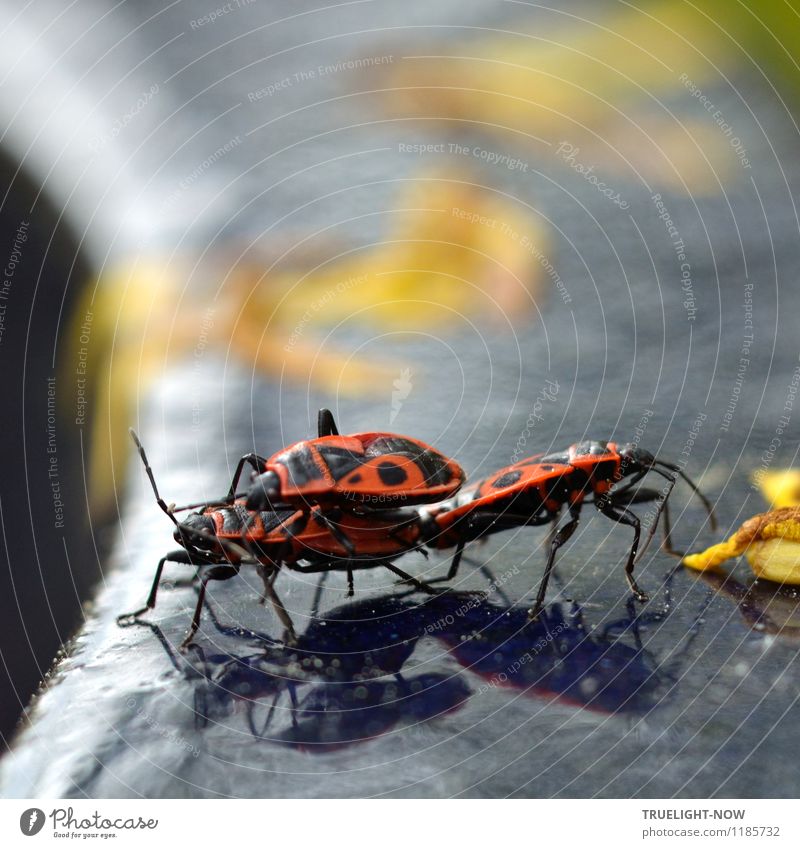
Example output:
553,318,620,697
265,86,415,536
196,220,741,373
0,150,97,742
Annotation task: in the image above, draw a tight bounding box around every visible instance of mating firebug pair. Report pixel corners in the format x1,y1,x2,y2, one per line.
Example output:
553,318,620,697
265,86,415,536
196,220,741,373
120,410,715,648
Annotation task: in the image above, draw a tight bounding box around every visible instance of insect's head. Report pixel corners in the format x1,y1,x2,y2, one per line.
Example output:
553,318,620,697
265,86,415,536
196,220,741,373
616,443,657,476
616,442,717,531
174,511,216,549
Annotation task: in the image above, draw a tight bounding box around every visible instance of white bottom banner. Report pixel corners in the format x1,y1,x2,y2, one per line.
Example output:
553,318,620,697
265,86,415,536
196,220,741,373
0,799,794,847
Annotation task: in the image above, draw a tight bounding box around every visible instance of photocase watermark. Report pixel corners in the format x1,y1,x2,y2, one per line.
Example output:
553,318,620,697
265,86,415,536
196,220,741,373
752,356,800,487
390,368,412,424
651,193,695,321
88,84,159,153
160,135,243,213
451,206,572,304
19,806,159,835
247,54,394,100
283,273,368,353
555,142,630,209
0,220,29,346
19,808,45,836
127,696,200,757
510,380,560,462
47,377,64,530
679,73,751,169
719,282,753,433
190,0,256,29
75,310,93,426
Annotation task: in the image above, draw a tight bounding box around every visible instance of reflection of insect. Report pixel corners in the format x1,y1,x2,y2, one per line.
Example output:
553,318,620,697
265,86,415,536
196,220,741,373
187,584,691,748
424,441,716,618
236,408,465,514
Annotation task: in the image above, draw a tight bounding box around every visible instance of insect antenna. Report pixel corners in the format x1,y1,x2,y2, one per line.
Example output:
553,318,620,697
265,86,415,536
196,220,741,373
130,428,178,526
169,494,246,514
633,469,676,565
654,460,717,530
131,429,258,552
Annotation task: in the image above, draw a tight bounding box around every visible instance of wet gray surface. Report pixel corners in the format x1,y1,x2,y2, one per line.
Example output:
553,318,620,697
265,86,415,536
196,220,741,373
2,0,800,798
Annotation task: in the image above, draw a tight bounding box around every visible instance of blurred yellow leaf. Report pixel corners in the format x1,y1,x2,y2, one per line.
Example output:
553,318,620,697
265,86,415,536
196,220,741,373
78,174,549,507
259,175,547,328
375,0,752,191
752,468,800,508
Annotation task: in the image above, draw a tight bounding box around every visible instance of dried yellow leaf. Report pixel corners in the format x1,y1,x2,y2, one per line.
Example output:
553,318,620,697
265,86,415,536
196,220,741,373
684,507,800,584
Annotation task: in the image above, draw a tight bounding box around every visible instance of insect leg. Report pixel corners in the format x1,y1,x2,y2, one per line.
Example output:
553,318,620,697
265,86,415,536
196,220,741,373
607,486,662,507
254,562,278,604
317,408,340,437
601,468,648,504
528,504,582,620
288,681,299,728
383,561,437,594
310,571,329,618
445,536,466,580
117,549,205,625
260,689,282,737
228,453,268,498
312,510,356,556
255,565,297,646
426,535,466,585
596,501,650,602
658,494,682,557
605,487,682,554
181,564,240,650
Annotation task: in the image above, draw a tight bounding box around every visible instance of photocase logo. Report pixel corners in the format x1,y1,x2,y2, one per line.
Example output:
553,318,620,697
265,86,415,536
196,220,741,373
19,809,45,836
390,368,413,424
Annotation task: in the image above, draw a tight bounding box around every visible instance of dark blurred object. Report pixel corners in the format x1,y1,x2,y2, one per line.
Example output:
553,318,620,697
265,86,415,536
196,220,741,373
0,149,97,745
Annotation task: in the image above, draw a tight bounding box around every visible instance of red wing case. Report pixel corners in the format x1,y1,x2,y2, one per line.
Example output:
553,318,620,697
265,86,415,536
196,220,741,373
266,432,465,507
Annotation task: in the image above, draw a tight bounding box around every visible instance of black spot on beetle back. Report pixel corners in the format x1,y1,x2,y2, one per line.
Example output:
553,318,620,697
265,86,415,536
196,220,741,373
367,437,454,486
377,461,408,486
491,470,522,489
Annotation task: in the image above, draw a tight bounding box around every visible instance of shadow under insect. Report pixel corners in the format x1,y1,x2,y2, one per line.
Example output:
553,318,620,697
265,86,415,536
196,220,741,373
179,581,694,751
